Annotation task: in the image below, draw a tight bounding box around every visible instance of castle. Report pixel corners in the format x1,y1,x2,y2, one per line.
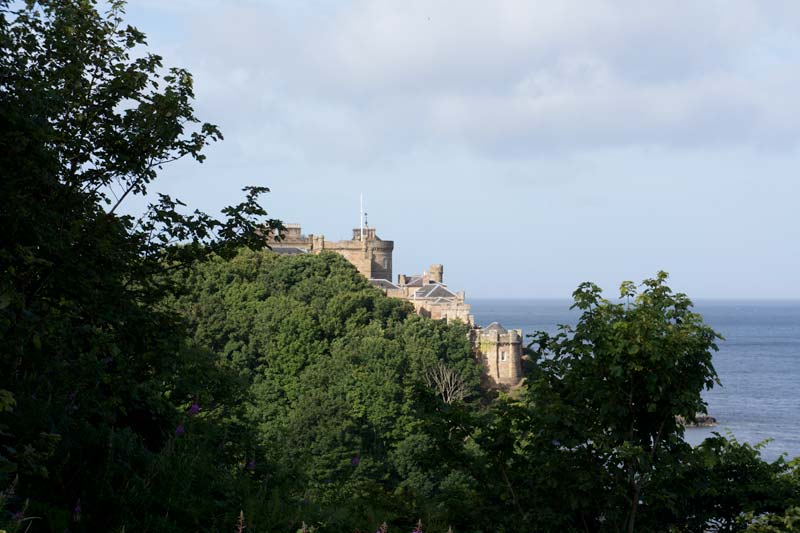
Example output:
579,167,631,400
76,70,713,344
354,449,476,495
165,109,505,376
382,265,474,326
270,223,393,281
269,223,523,388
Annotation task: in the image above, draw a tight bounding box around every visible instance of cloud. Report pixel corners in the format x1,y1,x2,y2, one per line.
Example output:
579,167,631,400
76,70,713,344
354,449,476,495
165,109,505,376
137,0,800,163
120,1,800,299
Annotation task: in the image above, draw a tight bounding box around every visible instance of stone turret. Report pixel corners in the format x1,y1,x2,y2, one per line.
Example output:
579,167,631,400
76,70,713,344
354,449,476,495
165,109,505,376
352,227,378,241
429,264,443,283
281,223,303,240
477,322,523,388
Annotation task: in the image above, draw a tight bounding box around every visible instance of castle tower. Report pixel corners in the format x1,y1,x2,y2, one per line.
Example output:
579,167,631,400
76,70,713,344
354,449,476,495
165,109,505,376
369,238,393,281
279,223,303,242
267,223,393,281
429,264,443,284
477,322,523,388
316,227,392,281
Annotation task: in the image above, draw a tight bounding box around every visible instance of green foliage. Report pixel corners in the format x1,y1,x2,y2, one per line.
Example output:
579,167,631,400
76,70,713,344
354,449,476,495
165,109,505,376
0,0,280,529
469,274,800,533
170,249,485,530
746,507,800,532
3,1,799,531
521,272,722,531
672,435,800,532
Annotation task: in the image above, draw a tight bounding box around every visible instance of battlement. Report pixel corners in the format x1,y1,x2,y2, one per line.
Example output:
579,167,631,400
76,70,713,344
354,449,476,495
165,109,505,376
270,223,393,281
478,323,522,343
476,322,523,387
352,227,378,241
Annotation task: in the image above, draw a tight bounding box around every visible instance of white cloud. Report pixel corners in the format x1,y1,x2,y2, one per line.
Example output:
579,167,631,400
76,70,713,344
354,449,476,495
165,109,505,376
128,0,800,164
124,0,800,298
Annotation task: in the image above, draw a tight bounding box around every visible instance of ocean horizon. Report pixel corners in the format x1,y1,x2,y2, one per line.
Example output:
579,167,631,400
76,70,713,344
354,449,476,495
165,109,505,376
470,298,800,462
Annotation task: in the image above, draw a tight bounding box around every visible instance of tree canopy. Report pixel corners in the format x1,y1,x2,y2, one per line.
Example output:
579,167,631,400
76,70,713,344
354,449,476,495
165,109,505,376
168,249,485,530
2,1,799,532
1,0,280,530
482,274,800,532
526,272,721,531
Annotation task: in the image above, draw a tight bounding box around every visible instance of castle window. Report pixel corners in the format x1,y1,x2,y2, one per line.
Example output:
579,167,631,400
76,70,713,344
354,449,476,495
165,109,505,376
501,351,507,361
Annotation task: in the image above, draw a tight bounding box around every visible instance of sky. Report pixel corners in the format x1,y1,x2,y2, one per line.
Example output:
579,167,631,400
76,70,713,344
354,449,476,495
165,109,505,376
123,0,800,299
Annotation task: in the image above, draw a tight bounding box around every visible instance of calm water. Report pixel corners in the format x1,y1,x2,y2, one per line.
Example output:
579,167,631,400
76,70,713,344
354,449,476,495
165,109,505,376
470,299,800,462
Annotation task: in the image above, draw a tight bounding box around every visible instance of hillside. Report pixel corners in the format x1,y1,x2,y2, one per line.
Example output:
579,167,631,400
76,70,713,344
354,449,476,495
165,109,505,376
168,249,488,530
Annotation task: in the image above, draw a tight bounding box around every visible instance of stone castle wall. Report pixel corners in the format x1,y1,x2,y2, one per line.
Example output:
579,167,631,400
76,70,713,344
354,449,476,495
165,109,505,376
477,326,523,387
270,225,393,281
409,299,473,324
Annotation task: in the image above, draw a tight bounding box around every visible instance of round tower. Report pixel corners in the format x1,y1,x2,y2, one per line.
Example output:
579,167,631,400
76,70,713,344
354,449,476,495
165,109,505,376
369,239,393,281
430,264,443,284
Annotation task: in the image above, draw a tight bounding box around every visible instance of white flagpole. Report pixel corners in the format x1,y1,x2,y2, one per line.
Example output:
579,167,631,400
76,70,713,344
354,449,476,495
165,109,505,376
360,193,364,241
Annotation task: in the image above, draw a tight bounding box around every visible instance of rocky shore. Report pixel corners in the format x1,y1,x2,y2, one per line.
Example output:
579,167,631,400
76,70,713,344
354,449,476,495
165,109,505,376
677,414,718,428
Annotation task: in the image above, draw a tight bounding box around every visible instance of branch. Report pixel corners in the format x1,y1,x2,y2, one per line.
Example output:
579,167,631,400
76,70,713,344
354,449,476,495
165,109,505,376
424,360,467,404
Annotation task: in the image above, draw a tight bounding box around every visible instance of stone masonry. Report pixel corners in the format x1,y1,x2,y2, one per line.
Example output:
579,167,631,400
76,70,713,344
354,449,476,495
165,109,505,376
269,223,523,388
475,322,524,387
386,264,475,326
269,224,393,281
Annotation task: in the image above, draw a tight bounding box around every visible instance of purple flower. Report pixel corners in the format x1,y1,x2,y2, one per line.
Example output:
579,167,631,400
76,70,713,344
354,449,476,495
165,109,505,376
175,424,185,436
12,511,23,521
351,455,360,466
247,459,256,471
74,499,82,515
188,402,200,416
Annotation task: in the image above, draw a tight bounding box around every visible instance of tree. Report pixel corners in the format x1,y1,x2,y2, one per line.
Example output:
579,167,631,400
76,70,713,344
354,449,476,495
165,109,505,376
524,272,721,531
746,507,800,532
168,249,487,531
425,360,468,404
677,435,800,532
0,0,280,529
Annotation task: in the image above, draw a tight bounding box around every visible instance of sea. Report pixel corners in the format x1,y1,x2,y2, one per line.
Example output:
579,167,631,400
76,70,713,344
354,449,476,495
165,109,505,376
470,299,800,462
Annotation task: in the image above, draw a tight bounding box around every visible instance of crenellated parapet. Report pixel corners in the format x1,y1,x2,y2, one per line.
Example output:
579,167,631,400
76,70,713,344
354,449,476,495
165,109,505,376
475,322,524,388
267,223,393,281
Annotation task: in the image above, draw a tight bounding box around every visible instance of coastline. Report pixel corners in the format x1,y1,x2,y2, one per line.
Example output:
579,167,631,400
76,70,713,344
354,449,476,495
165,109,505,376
470,298,800,462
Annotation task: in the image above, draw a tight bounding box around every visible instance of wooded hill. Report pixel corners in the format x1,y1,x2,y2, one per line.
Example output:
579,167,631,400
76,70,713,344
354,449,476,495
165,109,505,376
2,1,799,531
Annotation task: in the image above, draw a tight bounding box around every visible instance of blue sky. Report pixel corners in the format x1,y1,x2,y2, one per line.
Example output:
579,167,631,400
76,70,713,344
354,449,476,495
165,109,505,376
123,0,800,299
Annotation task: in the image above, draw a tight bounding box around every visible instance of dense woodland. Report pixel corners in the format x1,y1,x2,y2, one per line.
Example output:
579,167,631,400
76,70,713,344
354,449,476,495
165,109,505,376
2,1,800,531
